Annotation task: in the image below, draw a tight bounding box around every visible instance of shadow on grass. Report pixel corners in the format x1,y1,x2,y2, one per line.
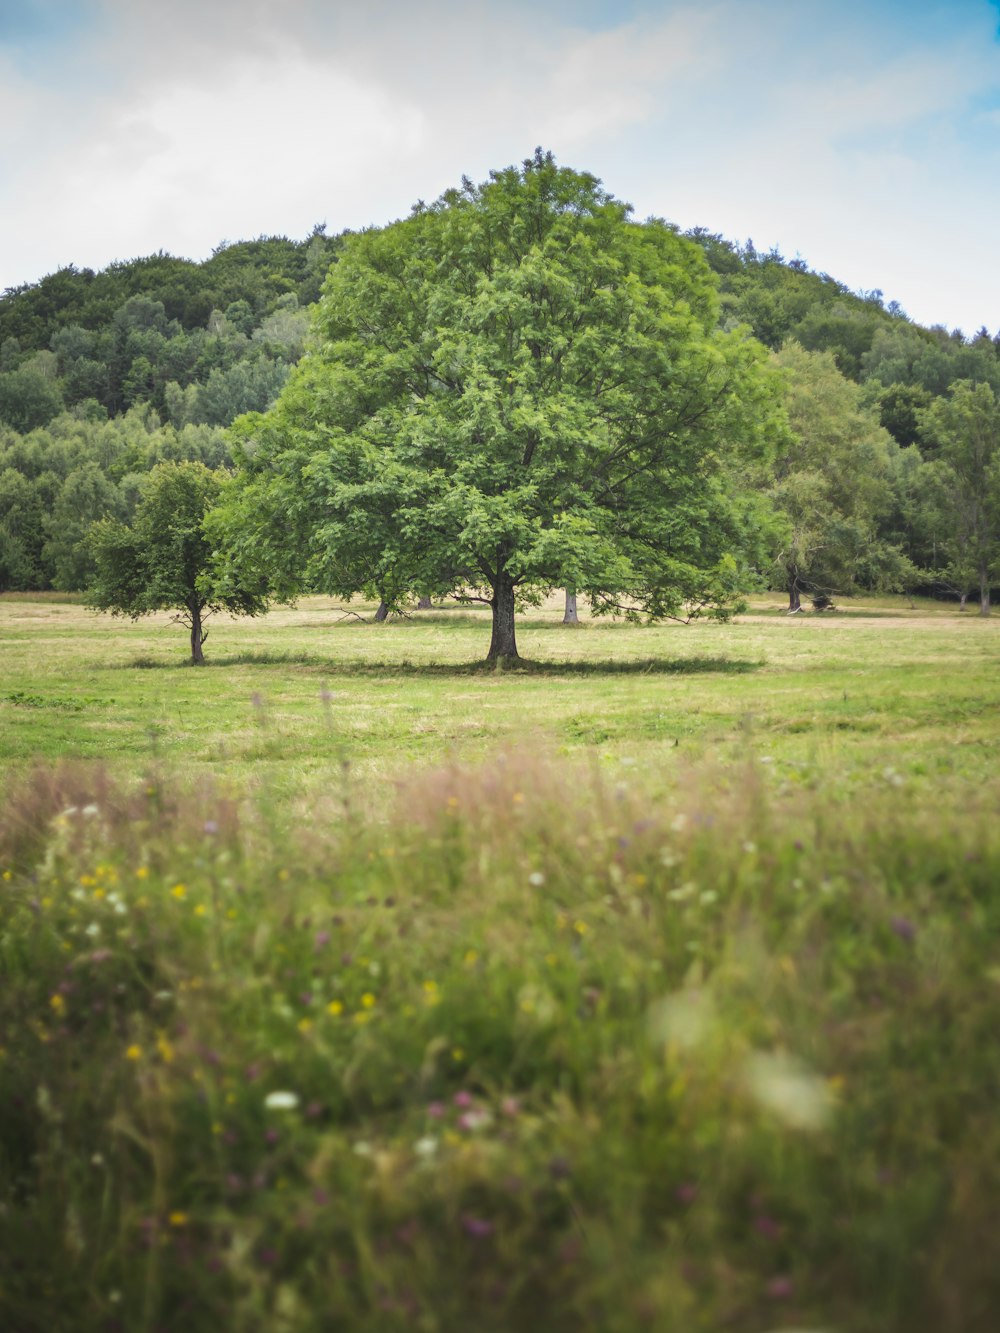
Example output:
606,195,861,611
125,652,762,678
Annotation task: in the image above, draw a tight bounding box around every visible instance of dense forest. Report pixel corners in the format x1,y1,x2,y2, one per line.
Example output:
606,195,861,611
2,204,998,612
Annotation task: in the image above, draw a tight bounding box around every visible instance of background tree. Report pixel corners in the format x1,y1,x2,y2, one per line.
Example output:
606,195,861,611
216,153,785,661
767,342,916,610
917,381,1000,615
87,461,268,662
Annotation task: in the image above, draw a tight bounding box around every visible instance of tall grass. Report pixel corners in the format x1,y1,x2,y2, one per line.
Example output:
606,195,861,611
3,754,999,1331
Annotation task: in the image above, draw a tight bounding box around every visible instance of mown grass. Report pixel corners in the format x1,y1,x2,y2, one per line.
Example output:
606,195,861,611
2,591,998,807
2,592,1000,1330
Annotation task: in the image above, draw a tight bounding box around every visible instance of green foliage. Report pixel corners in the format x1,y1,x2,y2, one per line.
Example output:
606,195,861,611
767,342,917,606
917,380,1000,612
219,154,786,659
0,365,64,432
0,409,233,591
87,461,269,661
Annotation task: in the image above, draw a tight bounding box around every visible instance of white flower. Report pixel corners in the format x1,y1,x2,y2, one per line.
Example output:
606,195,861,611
81,804,99,817
744,1052,832,1131
352,1140,373,1156
414,1136,438,1158
85,922,101,937
263,1091,300,1111
528,871,545,887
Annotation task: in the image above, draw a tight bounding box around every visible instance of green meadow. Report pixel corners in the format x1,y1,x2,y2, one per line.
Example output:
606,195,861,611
2,594,1000,1332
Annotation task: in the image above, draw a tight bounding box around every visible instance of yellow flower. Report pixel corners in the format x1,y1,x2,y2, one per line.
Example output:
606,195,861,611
327,1000,344,1016
463,949,479,966
361,992,376,1008
226,909,238,920
278,869,290,882
512,792,524,804
125,1044,143,1061
136,867,149,880
192,904,206,917
1,870,12,882
573,919,589,935
451,1046,465,1061
168,1211,189,1227
156,1034,175,1064
353,1011,371,1025
93,888,106,900
49,994,65,1013
297,1018,313,1034
170,884,186,900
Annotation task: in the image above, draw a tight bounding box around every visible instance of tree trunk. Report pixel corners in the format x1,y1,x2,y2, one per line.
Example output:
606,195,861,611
959,590,968,612
190,604,205,664
374,600,389,622
787,576,802,614
979,570,991,617
563,587,579,624
487,571,519,662
417,594,432,610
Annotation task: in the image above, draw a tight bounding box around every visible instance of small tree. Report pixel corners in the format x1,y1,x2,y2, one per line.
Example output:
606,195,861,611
87,461,268,662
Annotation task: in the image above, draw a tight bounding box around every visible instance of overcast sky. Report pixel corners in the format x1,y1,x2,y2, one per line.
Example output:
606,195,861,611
2,0,999,333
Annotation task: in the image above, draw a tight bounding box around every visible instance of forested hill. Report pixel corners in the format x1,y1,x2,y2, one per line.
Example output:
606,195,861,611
2,217,999,600
0,229,343,429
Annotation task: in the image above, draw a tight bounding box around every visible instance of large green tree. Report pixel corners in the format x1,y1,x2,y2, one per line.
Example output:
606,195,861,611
87,461,268,662
216,153,784,661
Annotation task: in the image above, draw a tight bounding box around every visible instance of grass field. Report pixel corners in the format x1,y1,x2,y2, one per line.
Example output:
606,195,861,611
2,591,998,800
2,593,1000,1332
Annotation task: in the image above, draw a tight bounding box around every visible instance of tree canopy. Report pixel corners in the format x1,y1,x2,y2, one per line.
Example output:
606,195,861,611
87,461,268,662
216,153,786,660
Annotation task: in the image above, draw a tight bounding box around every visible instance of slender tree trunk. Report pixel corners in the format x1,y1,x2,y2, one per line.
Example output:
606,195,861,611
787,575,802,614
979,568,991,617
417,594,432,610
487,570,519,662
190,604,205,665
959,591,968,612
563,587,579,624
374,600,389,622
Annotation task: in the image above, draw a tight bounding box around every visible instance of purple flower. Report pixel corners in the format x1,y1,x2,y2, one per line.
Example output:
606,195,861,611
461,1214,494,1238
313,1188,330,1206
766,1276,794,1300
890,915,917,942
427,1101,446,1119
453,1090,473,1109
754,1213,781,1239
675,1182,698,1205
203,820,219,836
314,931,331,949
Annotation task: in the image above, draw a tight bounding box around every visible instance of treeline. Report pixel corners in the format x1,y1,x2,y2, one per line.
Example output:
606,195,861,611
2,210,999,610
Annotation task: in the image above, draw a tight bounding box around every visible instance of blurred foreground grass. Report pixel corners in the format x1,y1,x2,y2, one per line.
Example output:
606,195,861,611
2,752,1000,1332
